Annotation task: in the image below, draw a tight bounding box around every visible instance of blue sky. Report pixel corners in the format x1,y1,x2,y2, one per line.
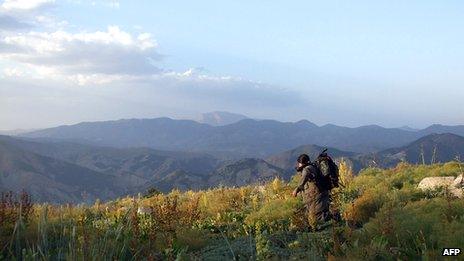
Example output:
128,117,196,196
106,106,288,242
1,0,463,129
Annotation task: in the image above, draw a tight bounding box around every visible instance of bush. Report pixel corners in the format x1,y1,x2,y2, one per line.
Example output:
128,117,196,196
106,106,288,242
245,197,300,232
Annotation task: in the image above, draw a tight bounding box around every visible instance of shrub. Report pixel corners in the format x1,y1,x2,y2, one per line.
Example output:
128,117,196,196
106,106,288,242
245,198,299,232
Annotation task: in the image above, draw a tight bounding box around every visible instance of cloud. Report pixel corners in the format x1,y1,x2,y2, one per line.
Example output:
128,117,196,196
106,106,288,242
0,70,304,129
147,70,301,108
1,0,54,12
0,26,162,79
68,0,120,9
2,67,24,77
0,13,32,29
0,0,59,31
0,1,305,130
0,18,300,107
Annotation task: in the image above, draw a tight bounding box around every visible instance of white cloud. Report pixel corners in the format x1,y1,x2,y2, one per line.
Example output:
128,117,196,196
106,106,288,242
34,14,67,29
0,26,162,80
0,0,61,31
0,13,32,29
68,0,119,9
0,68,303,129
0,1,305,130
2,67,24,76
1,0,54,12
0,24,271,90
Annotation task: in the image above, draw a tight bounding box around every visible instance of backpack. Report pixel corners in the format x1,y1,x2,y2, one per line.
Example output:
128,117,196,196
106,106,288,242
313,149,339,190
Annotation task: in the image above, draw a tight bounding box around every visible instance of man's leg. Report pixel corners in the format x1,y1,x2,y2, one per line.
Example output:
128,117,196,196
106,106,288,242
309,192,333,231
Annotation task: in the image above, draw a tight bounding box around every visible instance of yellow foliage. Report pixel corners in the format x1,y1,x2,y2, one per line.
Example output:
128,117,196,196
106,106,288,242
338,158,354,187
272,177,283,193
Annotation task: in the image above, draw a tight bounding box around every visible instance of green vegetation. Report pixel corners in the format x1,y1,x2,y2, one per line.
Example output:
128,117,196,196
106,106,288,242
1,162,464,260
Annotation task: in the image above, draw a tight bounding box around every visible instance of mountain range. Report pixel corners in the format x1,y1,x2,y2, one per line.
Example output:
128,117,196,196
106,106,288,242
266,133,464,174
20,117,464,157
0,135,287,203
357,133,464,169
2,132,464,203
2,115,464,203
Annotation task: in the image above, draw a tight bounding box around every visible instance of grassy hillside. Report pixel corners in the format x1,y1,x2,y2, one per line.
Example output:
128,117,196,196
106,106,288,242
1,162,463,260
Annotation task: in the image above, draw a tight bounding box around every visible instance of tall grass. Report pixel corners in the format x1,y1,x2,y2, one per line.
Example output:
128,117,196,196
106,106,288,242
1,162,463,260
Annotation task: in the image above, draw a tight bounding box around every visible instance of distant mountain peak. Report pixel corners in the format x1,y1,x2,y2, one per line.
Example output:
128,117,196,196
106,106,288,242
198,111,248,126
412,132,463,144
321,123,344,129
422,124,464,131
359,124,384,130
295,119,318,128
398,126,419,132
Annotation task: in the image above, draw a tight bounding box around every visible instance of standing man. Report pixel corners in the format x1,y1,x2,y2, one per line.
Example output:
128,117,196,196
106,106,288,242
292,154,331,228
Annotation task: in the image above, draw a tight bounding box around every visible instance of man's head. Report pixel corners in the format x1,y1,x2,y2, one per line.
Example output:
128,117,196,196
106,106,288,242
297,154,310,168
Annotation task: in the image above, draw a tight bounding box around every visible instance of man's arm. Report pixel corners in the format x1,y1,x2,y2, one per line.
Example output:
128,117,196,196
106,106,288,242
293,166,315,196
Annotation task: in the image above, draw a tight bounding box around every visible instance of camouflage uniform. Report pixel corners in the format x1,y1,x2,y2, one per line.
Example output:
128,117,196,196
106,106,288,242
295,165,331,225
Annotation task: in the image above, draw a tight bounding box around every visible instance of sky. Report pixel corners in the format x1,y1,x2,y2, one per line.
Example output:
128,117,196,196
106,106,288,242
1,0,463,130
